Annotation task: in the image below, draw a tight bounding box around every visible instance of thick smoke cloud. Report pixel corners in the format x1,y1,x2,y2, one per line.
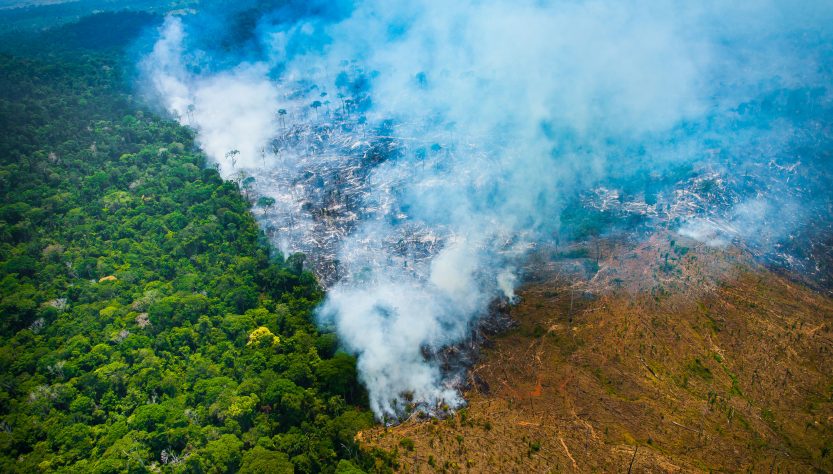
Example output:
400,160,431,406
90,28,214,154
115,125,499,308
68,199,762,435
141,0,833,418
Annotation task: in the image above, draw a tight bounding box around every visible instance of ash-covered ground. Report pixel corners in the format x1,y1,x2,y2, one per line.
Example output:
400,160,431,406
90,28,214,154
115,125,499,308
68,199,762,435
226,91,833,409
238,102,833,295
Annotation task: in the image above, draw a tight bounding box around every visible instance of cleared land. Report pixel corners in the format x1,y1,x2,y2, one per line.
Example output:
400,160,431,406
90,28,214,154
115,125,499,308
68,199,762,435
361,235,833,472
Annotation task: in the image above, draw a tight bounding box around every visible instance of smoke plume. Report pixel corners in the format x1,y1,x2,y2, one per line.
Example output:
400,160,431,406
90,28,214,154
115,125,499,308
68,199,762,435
140,0,833,418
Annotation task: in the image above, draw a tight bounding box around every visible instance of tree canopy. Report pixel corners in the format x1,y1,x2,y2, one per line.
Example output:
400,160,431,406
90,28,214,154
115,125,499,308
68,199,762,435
0,12,397,473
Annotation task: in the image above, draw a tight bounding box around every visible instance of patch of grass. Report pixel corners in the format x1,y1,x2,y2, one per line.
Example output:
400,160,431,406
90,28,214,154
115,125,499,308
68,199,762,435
399,437,415,451
527,441,542,458
734,412,751,431
760,408,776,426
592,367,619,395
686,358,713,380
724,367,743,397
705,315,722,332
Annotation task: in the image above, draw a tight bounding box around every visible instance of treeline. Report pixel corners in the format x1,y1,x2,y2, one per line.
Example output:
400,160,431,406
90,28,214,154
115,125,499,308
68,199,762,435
0,13,392,474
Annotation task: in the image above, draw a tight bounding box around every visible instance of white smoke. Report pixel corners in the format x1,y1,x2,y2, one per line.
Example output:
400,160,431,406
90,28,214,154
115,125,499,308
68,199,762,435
141,0,833,419
143,17,280,176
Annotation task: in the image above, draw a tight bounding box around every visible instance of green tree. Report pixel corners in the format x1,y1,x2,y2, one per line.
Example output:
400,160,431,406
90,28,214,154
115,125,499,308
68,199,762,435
240,446,294,474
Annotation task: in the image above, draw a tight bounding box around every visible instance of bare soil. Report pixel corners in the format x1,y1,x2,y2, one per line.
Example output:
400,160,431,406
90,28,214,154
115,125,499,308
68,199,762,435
360,235,833,472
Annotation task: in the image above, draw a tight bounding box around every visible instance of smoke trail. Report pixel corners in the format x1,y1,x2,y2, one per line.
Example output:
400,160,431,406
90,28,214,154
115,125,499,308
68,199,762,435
140,0,833,418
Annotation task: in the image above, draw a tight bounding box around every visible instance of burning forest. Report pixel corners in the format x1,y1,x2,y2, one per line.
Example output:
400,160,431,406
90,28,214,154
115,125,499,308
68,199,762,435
141,0,833,421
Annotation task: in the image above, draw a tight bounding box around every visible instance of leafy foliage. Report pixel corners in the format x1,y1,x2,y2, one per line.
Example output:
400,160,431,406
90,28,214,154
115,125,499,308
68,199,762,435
0,17,381,473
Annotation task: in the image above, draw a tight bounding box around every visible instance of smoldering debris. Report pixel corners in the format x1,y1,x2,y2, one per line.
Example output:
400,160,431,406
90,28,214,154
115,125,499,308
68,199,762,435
141,1,833,419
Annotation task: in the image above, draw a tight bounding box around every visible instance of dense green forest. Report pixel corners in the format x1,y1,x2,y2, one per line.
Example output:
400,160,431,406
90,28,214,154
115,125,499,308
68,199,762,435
0,12,386,473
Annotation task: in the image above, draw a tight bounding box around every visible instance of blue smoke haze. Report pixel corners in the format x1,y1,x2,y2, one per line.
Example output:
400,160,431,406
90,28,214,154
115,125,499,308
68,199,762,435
140,0,833,419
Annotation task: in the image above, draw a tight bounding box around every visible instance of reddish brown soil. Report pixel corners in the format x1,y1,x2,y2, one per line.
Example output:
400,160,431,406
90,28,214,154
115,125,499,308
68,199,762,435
360,236,833,472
